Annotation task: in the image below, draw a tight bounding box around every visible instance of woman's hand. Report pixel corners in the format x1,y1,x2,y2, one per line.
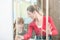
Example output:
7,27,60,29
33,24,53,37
48,23,52,35
42,29,46,32
41,23,52,35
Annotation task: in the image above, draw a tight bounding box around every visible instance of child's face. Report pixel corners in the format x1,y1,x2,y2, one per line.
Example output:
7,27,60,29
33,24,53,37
16,23,24,29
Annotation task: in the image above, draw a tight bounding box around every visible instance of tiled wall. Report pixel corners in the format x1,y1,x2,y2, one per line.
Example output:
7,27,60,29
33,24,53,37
43,0,60,40
49,0,60,40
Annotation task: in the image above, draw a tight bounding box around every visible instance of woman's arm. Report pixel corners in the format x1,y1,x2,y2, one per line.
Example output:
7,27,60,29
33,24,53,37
49,16,58,36
23,24,33,40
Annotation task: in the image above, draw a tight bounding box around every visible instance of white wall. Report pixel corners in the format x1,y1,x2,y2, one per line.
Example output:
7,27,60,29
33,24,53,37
0,0,13,40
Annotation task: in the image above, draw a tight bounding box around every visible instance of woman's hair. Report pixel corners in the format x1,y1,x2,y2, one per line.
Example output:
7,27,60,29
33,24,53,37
27,5,39,13
27,5,43,16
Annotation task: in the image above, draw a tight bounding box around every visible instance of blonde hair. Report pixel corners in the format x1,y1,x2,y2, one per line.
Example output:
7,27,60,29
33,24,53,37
17,17,24,24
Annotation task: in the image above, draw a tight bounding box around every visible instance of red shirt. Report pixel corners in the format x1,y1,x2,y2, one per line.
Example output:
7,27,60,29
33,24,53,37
24,16,58,40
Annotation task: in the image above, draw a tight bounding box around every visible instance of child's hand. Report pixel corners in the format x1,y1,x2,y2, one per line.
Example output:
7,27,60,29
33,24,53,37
15,35,19,40
15,35,24,40
19,35,24,40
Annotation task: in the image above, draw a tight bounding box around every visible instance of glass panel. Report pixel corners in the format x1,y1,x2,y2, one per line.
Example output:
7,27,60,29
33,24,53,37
13,0,43,40
13,0,59,40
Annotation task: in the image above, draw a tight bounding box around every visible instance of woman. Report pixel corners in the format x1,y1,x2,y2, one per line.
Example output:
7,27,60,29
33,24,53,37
20,5,58,40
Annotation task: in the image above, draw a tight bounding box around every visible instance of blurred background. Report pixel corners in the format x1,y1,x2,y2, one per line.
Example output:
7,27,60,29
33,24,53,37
13,0,60,40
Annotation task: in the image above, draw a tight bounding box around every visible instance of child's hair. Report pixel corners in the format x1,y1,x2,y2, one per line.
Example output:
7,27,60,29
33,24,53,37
13,17,24,40
13,18,24,27
17,17,24,24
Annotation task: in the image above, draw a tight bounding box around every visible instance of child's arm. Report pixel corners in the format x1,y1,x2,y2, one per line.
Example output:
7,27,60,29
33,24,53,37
14,27,16,31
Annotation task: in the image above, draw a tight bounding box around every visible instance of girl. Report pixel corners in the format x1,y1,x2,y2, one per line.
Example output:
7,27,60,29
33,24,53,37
13,17,26,40
20,5,58,40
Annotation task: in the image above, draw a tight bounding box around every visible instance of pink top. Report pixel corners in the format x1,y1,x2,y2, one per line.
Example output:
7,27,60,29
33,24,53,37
24,16,58,40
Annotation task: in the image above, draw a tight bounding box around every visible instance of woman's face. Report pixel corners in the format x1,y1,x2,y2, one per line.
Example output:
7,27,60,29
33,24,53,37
27,11,36,19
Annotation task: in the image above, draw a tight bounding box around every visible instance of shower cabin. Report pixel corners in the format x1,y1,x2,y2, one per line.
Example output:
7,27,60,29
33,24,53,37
13,0,60,40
